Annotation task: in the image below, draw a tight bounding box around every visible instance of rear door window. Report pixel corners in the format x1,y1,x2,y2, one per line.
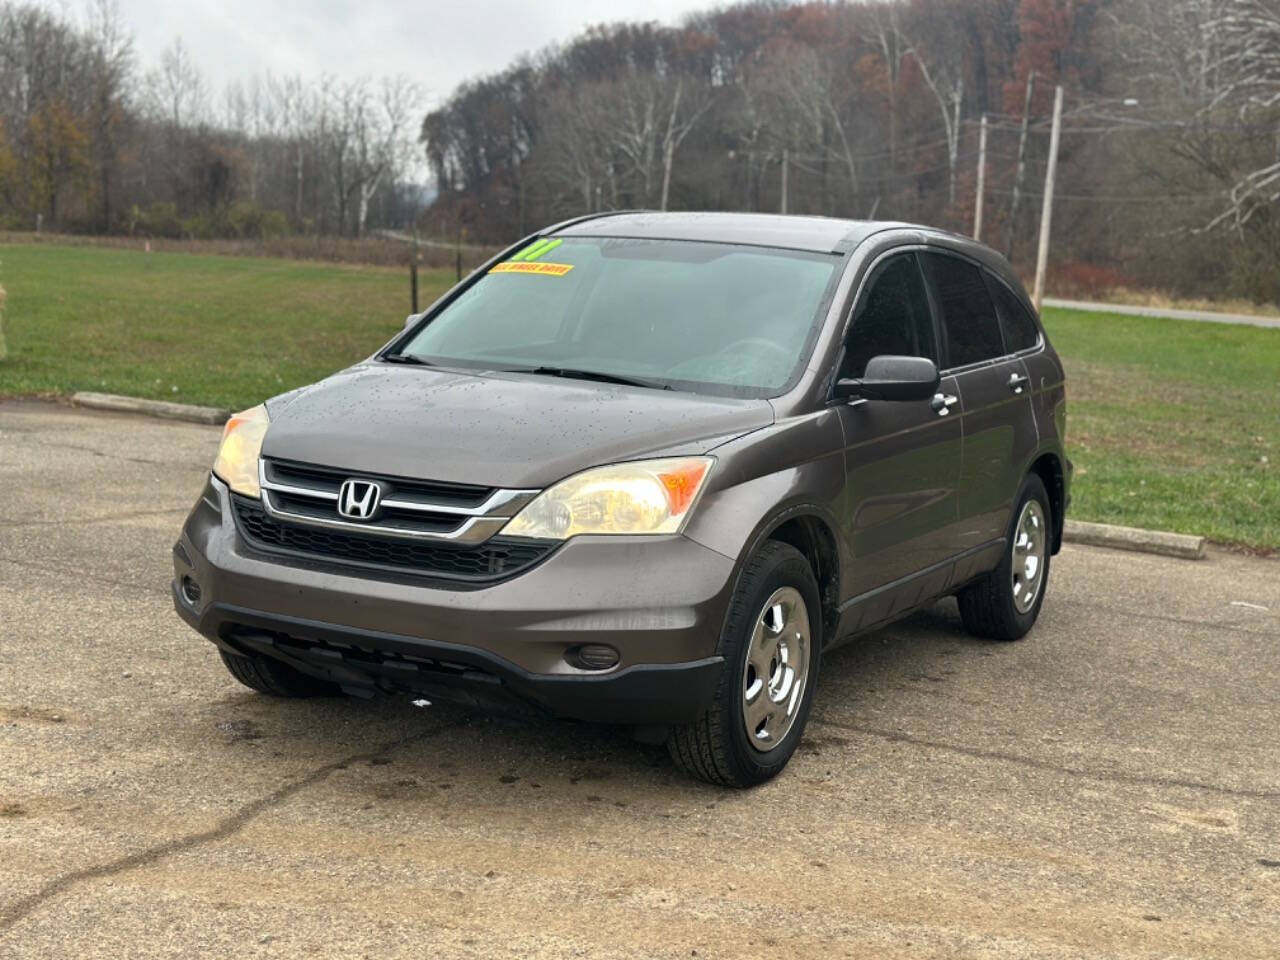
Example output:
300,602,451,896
841,253,937,379
921,252,1005,368
985,273,1041,353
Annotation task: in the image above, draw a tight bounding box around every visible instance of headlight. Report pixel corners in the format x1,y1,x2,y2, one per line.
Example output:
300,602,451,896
501,457,714,540
212,404,269,497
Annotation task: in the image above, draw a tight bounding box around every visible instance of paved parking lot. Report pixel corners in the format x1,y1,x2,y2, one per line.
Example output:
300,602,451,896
2,399,1277,959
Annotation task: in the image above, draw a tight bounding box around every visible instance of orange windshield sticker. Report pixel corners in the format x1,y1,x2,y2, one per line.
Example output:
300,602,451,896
491,261,574,277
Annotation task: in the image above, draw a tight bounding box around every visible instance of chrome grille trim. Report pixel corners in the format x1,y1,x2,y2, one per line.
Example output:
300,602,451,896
261,475,339,502
257,459,539,544
379,487,537,517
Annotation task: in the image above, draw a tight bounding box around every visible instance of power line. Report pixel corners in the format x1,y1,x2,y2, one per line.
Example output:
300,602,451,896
757,132,958,168
970,116,1280,136
988,188,1224,204
787,152,985,183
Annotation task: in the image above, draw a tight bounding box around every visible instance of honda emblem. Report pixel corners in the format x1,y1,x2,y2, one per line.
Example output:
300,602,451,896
337,479,382,521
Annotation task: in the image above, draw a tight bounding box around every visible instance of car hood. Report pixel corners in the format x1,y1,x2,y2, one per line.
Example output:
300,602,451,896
261,364,775,489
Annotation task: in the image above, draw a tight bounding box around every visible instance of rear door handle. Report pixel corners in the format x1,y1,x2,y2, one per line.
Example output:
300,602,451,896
931,393,958,416
1008,372,1030,394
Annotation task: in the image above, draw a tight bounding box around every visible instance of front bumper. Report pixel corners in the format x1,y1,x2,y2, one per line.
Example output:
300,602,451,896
173,476,736,725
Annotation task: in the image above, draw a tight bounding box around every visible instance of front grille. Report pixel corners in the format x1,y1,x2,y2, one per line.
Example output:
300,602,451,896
267,459,494,508
232,496,555,583
258,457,537,544
268,488,459,535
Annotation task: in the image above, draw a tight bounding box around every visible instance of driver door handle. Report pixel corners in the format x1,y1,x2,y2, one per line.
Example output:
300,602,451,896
1008,372,1030,394
931,393,959,416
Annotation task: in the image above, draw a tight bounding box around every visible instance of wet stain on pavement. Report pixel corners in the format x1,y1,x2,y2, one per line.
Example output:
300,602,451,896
216,719,264,743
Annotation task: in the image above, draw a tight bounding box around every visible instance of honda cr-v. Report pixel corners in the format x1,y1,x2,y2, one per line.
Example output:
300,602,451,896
173,212,1069,786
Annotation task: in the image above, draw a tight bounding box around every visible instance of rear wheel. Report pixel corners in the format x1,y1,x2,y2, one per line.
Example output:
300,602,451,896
219,649,338,697
667,541,822,787
957,473,1052,641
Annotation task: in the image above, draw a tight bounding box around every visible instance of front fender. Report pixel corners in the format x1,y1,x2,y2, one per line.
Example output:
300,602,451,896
683,411,846,564
681,411,849,646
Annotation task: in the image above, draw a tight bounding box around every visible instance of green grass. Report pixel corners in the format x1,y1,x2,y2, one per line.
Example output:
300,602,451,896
0,243,453,411
1,243,1276,549
1041,307,1278,549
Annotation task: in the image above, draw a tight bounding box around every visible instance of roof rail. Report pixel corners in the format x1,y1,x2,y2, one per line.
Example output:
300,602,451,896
541,209,646,235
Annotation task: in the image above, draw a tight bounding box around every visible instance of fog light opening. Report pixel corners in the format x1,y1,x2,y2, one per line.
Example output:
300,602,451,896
566,643,620,671
180,576,202,608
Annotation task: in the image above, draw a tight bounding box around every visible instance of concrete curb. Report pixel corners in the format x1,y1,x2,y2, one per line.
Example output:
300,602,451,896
1063,519,1206,561
1043,297,1280,330
71,391,229,426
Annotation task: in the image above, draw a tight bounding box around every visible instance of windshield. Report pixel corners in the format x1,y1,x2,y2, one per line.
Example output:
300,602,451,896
395,237,840,397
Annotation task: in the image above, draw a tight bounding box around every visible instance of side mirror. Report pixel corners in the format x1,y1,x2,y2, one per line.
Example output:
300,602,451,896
833,355,940,402
403,313,421,330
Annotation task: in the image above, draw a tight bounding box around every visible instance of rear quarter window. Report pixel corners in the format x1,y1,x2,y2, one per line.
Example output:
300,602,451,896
986,273,1041,353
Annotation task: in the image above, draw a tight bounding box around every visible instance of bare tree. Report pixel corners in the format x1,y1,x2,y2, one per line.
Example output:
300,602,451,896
536,81,616,211
901,32,965,206
325,76,421,236
659,78,713,210
354,76,421,235
865,2,910,171
611,70,663,206
147,37,205,129
1200,0,1280,230
761,41,862,213
87,0,132,230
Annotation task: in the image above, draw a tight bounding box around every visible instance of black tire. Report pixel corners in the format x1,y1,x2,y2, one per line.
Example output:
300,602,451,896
667,540,823,787
957,473,1052,641
219,649,339,697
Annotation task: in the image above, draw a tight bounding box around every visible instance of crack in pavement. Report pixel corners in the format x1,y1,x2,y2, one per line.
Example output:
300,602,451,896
1060,599,1280,637
0,506,188,528
19,438,169,465
12,436,207,468
0,555,161,597
0,718,466,931
813,718,1280,802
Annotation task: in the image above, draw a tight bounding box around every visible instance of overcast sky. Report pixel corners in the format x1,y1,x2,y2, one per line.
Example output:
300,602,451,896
99,0,712,107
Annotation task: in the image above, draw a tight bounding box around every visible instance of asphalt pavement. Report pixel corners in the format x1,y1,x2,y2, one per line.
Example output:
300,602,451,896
2,399,1277,959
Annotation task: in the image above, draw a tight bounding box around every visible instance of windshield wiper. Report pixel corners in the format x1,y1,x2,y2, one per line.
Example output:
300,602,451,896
380,352,434,366
503,365,672,391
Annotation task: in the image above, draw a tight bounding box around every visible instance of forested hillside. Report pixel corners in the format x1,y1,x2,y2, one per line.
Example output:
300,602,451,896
421,0,1280,302
3,0,1279,301
0,1,422,240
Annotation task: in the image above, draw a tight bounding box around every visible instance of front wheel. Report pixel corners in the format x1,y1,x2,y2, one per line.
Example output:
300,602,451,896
957,473,1052,641
667,541,822,787
219,649,339,697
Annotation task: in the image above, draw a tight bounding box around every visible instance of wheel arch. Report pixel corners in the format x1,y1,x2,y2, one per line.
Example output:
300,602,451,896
1026,450,1067,554
732,507,842,649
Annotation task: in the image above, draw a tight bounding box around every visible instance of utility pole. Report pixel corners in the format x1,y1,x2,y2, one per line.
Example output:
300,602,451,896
780,149,789,214
1032,85,1064,312
1005,70,1036,259
973,114,988,241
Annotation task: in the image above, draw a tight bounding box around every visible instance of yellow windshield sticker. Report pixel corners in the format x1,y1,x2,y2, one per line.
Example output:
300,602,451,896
511,237,562,261
491,261,574,277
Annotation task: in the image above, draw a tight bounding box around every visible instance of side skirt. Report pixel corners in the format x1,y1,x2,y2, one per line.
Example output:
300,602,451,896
830,538,1005,647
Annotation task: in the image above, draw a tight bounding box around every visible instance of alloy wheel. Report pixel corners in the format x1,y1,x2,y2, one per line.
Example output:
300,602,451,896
741,586,811,752
1011,499,1047,614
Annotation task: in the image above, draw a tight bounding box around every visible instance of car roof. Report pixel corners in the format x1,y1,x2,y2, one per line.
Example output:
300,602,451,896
551,211,912,254
547,210,1031,306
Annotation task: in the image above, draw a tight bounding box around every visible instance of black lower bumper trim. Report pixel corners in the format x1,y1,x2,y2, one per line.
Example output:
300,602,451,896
175,586,723,725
